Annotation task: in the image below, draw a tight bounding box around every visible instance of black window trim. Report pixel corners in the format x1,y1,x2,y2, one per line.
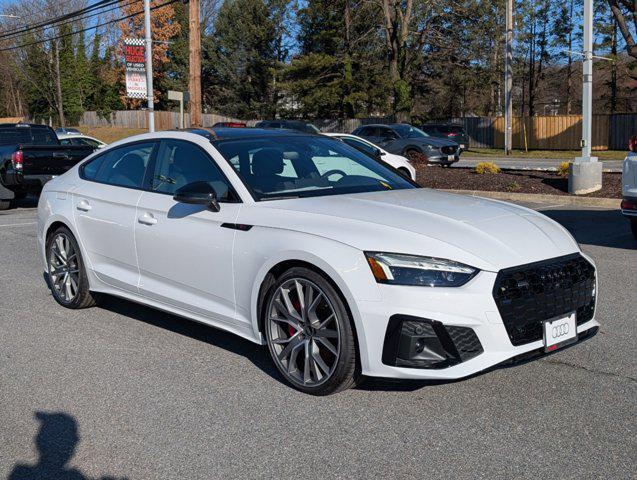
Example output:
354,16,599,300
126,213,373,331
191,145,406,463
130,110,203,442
78,139,160,192
144,138,242,204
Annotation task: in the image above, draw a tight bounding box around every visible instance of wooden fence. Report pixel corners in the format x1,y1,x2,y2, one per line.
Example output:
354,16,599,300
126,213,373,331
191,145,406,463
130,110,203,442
80,110,248,130
9,110,637,150
451,114,620,151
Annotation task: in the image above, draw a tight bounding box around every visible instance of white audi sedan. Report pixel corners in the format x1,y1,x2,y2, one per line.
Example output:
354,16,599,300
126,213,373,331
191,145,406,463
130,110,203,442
37,128,599,395
323,132,416,181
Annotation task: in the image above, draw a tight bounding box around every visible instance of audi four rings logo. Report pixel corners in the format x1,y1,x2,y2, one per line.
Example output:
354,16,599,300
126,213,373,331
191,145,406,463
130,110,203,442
552,323,570,337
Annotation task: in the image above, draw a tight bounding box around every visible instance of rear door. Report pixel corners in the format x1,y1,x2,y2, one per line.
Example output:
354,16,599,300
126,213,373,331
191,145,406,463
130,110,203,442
72,140,157,292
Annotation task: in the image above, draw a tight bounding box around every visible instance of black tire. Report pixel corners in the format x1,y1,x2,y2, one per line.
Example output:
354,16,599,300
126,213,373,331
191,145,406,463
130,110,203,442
45,226,96,309
263,266,360,395
13,191,28,200
405,148,425,163
0,200,10,210
631,219,637,240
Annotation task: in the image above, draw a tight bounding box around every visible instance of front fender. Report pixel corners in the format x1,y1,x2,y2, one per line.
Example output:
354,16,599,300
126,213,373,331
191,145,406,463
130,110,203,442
233,227,381,372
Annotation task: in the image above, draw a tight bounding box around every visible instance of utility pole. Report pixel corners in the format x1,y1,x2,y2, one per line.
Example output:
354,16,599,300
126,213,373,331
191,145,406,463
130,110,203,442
568,0,602,194
504,0,513,155
189,0,202,127
143,0,155,132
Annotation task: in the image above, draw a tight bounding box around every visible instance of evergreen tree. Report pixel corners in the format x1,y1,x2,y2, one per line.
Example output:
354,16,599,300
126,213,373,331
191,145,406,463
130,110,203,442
59,23,84,124
204,0,281,118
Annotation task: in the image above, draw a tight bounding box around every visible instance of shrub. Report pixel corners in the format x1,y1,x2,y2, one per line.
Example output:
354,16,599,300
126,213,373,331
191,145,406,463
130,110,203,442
475,162,501,174
557,161,570,177
506,181,521,192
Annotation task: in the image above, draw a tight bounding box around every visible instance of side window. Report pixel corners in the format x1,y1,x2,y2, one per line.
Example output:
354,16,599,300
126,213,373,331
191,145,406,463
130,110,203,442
342,137,377,157
88,142,154,188
151,139,234,201
378,127,395,139
59,138,72,145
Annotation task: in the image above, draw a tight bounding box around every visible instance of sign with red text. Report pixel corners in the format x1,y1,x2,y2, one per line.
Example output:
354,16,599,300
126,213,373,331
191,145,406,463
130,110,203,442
124,38,147,98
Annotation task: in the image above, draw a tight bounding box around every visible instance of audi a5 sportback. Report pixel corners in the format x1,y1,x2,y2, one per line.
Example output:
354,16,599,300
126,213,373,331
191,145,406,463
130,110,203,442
352,123,460,165
37,128,599,395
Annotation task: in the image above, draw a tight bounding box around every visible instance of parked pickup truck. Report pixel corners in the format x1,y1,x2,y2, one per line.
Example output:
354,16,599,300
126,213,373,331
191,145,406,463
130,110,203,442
0,123,95,210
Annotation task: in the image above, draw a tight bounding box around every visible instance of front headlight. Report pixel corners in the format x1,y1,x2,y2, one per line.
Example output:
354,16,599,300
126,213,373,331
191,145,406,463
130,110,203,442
365,252,478,287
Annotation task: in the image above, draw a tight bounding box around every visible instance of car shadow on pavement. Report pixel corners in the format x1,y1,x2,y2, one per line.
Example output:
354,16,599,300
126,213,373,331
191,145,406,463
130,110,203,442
95,294,285,384
540,208,636,250
8,411,127,480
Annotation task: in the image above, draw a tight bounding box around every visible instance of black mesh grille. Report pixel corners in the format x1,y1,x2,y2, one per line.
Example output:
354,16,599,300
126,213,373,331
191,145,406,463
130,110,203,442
445,326,483,361
441,146,456,155
493,254,596,346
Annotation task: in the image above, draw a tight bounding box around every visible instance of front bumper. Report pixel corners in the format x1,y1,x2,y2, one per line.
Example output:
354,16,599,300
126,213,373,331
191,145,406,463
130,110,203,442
355,258,598,380
428,154,460,165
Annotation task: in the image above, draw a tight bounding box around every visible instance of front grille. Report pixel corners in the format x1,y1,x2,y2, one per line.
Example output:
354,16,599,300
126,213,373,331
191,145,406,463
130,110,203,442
441,146,456,155
493,254,596,346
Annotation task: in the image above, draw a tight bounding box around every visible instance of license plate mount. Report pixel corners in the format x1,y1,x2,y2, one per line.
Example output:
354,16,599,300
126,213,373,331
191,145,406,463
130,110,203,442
543,313,577,352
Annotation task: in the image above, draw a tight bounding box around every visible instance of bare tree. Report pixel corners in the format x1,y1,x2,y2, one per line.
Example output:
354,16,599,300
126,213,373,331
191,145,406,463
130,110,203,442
608,0,637,59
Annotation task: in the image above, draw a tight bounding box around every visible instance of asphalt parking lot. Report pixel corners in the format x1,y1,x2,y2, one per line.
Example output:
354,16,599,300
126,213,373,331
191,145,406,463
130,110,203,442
0,196,635,479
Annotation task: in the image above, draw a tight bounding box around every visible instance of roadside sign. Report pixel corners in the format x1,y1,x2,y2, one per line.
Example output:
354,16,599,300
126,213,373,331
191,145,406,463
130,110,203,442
124,38,147,99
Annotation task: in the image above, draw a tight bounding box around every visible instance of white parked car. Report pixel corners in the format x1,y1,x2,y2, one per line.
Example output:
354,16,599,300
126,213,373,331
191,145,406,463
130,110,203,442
37,128,599,395
58,133,107,149
324,132,416,181
621,150,637,239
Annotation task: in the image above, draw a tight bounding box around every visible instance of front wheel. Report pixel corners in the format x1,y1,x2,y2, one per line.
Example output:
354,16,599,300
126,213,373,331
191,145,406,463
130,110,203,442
631,219,637,240
405,149,427,164
0,200,10,210
45,226,96,309
263,267,359,395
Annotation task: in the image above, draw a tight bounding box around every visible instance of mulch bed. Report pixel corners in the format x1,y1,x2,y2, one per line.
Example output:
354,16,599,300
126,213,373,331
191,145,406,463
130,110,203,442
414,165,622,198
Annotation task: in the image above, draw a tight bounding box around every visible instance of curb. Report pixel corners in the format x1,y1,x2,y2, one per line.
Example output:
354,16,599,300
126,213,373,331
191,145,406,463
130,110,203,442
453,164,621,173
445,189,620,208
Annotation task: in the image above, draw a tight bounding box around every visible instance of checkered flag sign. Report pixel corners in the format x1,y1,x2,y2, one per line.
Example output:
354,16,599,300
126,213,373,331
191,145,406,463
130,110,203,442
124,38,147,99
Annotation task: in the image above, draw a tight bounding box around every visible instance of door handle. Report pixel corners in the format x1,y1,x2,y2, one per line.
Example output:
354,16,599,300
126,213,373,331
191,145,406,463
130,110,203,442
138,212,157,225
76,200,91,212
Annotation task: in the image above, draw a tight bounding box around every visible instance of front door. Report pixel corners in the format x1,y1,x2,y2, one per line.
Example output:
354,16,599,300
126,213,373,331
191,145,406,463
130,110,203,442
72,141,156,292
134,138,242,326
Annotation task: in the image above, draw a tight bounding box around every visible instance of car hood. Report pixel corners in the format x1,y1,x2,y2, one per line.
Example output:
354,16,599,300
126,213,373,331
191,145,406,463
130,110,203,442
241,188,580,272
407,136,457,148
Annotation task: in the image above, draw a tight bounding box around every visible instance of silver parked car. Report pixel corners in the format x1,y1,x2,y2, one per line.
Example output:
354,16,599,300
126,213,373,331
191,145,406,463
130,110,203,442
352,123,460,166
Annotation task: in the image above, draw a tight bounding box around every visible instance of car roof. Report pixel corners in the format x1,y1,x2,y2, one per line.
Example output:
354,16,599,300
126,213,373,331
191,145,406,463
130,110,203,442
178,127,316,141
0,123,51,129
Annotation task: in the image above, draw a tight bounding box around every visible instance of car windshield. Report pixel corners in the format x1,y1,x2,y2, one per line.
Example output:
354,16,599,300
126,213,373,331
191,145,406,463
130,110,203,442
213,135,416,201
393,125,429,139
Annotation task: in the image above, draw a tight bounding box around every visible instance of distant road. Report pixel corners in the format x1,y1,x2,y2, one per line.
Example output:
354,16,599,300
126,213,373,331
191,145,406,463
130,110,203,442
457,155,623,172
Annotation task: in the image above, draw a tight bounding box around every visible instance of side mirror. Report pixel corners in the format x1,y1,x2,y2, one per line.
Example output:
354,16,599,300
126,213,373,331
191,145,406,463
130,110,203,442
173,182,220,212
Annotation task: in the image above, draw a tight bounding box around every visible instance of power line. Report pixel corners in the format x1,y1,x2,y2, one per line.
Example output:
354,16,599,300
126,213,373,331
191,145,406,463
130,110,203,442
0,0,118,40
0,0,180,52
1,0,142,43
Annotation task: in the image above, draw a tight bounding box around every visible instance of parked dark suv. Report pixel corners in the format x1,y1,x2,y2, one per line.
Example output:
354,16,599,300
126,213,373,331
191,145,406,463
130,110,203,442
419,123,470,151
255,120,321,134
352,123,460,165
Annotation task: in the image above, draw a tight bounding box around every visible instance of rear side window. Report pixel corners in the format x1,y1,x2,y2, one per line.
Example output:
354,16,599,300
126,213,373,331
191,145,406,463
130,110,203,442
82,142,155,189
0,126,59,146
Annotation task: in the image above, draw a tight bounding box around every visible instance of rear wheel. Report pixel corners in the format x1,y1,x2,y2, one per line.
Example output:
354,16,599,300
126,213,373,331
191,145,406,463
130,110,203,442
263,267,359,395
45,226,95,309
631,219,637,240
0,200,10,210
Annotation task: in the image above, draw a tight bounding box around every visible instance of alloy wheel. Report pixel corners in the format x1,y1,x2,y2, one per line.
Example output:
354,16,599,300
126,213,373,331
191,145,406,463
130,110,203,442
266,278,341,387
48,233,80,303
